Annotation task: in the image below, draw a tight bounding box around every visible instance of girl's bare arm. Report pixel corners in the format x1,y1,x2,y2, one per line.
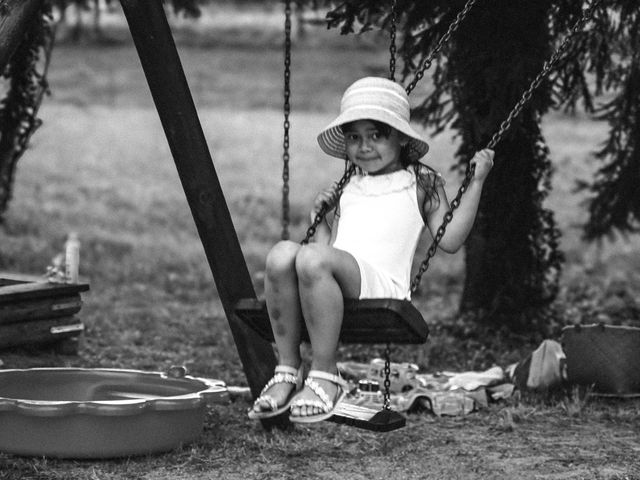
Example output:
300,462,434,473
424,149,494,253
310,184,339,245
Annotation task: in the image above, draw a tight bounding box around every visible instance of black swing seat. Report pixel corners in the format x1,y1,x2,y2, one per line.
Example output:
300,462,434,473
234,297,429,345
234,297,428,432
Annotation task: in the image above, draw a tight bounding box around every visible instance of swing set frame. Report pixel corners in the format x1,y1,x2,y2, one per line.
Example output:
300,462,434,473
118,0,600,431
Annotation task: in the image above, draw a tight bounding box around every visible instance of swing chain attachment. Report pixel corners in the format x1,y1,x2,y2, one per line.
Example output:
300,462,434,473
388,0,397,81
405,0,478,95
485,0,602,150
281,0,293,241
383,343,392,410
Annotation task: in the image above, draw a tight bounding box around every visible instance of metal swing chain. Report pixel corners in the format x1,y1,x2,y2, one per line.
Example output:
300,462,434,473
383,343,392,410
281,0,293,240
383,0,396,408
389,0,397,81
381,0,394,400
405,0,478,95
410,0,602,292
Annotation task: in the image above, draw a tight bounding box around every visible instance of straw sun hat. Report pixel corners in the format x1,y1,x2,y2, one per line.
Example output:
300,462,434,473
317,77,429,162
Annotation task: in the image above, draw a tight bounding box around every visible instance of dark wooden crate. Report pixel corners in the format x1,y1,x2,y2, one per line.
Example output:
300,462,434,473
0,272,89,351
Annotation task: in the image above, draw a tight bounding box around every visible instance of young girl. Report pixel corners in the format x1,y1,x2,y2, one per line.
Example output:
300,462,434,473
249,77,494,423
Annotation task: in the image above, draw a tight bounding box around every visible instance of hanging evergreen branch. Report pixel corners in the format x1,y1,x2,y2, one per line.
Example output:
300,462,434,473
547,2,640,240
0,1,55,221
580,56,640,239
572,5,640,240
326,0,388,35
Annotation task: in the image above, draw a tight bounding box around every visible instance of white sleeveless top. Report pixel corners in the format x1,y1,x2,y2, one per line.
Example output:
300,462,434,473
332,168,432,300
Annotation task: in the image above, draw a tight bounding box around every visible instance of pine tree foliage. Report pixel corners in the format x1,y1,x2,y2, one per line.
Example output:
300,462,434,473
584,56,640,238
0,2,55,220
559,1,640,239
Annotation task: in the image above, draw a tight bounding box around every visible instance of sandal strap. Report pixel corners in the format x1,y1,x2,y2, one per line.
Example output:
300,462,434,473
301,378,333,411
253,395,279,412
258,365,302,396
274,365,300,376
307,370,348,389
289,370,348,413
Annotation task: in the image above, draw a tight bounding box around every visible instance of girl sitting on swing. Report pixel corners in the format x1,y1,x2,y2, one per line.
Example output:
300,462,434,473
249,76,494,423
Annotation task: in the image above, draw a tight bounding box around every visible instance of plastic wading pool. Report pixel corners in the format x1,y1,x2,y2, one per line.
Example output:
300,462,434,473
0,367,229,458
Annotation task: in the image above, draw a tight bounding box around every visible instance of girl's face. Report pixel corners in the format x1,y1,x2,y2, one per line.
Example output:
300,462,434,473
343,120,405,175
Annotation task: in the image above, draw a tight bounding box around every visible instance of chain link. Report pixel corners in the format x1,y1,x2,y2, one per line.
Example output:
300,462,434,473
383,343,392,410
405,0,478,95
389,0,397,81
281,0,292,240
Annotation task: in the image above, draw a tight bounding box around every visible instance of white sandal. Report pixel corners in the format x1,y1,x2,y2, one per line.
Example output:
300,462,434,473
248,365,303,420
289,370,348,423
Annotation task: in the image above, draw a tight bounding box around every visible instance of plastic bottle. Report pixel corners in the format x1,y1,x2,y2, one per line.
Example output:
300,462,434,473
64,232,80,283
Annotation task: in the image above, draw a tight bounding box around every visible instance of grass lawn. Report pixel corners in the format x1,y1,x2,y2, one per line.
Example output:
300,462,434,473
0,5,639,479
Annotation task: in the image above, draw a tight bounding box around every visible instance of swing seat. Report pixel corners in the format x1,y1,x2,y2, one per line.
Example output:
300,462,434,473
328,403,406,431
235,298,429,432
234,297,429,345
235,297,427,432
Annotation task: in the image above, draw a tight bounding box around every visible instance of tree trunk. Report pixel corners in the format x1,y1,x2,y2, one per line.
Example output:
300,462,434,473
451,0,563,324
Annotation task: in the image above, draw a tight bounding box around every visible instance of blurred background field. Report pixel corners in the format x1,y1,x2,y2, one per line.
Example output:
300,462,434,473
0,3,639,479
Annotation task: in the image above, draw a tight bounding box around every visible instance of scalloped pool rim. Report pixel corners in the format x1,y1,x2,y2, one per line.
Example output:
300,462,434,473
0,367,229,417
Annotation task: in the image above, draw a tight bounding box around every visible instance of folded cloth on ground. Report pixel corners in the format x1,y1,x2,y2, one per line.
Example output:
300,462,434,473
441,366,506,391
507,339,567,391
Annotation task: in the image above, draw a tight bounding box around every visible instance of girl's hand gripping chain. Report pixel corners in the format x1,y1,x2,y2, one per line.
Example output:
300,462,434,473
310,182,340,223
470,148,494,181
430,148,494,253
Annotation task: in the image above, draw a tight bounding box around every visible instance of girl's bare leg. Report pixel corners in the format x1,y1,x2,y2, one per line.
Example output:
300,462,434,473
253,240,304,412
290,244,361,417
